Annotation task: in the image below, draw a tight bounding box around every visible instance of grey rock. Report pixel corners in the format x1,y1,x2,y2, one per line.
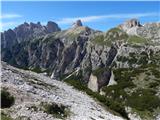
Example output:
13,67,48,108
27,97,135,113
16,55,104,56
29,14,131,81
46,21,61,33
72,19,83,27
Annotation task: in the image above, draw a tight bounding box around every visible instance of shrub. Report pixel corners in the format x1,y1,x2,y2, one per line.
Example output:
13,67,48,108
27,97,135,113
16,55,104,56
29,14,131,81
41,102,69,118
150,68,160,78
31,67,42,73
1,89,15,108
127,89,160,111
1,112,12,120
106,100,129,120
116,56,128,62
65,78,129,119
149,82,159,88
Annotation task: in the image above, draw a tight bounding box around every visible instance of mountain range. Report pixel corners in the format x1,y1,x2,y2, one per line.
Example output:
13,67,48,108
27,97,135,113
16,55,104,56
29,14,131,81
1,19,160,120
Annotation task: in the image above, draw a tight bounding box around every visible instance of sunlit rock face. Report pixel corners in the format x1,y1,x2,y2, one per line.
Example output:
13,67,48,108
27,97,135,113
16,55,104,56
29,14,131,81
88,74,98,92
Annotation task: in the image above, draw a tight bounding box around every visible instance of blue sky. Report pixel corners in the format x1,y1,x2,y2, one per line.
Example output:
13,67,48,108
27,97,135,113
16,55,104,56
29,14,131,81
1,1,160,31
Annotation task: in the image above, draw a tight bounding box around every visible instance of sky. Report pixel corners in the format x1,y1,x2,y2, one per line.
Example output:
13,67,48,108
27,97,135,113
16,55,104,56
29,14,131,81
1,1,160,31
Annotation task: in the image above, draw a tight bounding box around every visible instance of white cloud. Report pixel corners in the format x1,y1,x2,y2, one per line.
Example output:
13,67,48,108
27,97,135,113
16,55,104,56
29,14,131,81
56,12,158,25
0,13,22,19
0,21,22,31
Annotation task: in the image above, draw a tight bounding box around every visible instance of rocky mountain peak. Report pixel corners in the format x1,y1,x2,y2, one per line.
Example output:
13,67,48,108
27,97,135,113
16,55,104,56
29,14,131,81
118,18,143,35
72,19,83,27
46,21,61,33
125,19,141,28
37,21,41,25
23,22,29,26
118,18,142,31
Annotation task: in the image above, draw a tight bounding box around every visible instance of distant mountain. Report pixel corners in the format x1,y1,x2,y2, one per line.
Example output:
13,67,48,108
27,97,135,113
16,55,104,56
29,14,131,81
1,19,160,120
1,21,61,50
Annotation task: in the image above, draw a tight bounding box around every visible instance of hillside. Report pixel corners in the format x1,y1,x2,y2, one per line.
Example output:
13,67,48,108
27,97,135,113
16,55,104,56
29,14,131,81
1,62,123,120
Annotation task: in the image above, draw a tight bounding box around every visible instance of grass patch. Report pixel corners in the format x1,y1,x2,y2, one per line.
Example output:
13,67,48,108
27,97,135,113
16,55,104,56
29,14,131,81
1,113,12,120
128,35,147,44
92,27,128,46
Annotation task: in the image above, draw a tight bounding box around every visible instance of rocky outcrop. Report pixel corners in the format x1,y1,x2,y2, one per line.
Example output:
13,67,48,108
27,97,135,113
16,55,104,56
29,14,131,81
1,29,18,49
119,19,160,41
72,19,83,27
118,19,141,30
46,21,61,33
118,19,142,35
136,23,160,42
88,74,98,92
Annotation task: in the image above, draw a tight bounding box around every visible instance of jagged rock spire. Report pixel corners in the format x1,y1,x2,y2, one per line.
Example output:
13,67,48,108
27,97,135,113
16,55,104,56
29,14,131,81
125,19,142,28
72,19,83,27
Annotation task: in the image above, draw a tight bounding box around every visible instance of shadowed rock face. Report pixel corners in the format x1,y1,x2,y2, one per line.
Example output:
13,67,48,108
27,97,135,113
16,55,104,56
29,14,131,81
46,21,61,33
97,69,111,91
1,29,18,49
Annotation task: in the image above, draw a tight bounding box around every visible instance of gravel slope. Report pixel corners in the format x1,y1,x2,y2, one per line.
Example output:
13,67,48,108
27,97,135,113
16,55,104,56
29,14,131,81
1,62,123,120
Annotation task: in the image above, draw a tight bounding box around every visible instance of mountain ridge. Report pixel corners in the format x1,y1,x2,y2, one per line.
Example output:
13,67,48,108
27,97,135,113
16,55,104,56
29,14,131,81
1,19,160,120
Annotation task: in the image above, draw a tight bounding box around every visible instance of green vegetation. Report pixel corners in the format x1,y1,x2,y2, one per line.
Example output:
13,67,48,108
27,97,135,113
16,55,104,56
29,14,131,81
1,113,12,120
109,67,160,119
1,89,15,108
92,27,128,46
150,68,160,78
128,35,148,44
116,50,151,67
107,28,122,33
127,89,160,111
30,67,51,75
92,67,109,77
92,35,105,45
105,28,128,41
41,102,69,119
64,75,129,119
116,56,128,63
31,67,42,73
